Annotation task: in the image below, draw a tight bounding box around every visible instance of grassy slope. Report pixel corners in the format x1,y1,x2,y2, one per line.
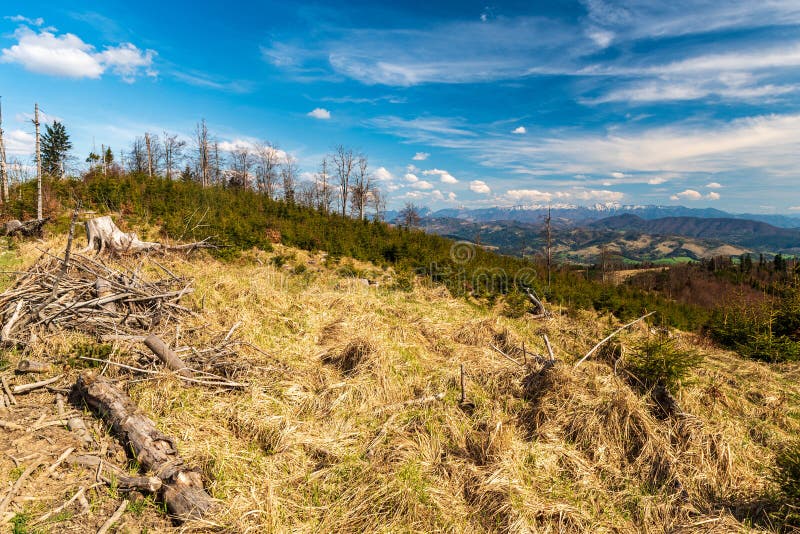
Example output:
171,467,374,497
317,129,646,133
1,226,798,533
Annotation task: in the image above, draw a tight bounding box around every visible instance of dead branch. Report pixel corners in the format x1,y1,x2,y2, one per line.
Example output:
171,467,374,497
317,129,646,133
574,311,657,368
12,374,62,394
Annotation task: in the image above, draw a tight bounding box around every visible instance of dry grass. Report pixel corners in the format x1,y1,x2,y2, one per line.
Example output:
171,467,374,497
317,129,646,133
0,233,798,533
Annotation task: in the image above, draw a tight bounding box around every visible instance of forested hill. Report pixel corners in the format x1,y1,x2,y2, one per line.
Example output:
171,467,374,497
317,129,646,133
590,214,800,251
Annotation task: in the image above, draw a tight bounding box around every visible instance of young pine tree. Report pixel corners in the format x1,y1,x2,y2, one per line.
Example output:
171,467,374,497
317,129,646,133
41,121,72,178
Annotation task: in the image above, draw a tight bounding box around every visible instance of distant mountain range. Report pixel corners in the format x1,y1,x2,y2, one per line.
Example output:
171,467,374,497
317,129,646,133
419,204,800,229
590,214,800,252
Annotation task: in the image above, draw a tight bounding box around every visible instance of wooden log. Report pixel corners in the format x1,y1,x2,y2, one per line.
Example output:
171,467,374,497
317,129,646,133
94,278,117,312
2,299,25,341
16,359,51,373
74,371,214,521
5,218,49,237
1,375,16,405
144,334,193,377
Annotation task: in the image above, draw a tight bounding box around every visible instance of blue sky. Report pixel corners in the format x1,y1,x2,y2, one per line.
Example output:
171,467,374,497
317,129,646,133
1,1,800,213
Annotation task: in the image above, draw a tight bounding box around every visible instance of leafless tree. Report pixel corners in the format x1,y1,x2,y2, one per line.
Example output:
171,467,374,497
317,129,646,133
350,155,372,220
295,180,317,208
314,157,333,213
398,202,421,229
369,187,386,221
163,133,186,180
127,137,148,174
229,146,251,188
195,119,209,187
332,145,355,217
254,142,281,199
211,140,222,185
280,154,297,204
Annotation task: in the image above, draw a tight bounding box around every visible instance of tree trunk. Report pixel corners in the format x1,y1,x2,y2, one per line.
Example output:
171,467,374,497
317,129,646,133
74,371,214,521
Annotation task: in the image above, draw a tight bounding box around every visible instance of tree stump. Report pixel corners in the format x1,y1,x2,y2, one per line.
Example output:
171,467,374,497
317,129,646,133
74,371,214,521
83,216,162,254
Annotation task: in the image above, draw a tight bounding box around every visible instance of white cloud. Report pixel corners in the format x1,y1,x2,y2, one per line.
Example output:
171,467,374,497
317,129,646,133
506,189,552,202
5,15,44,26
573,189,625,202
512,126,527,134
404,173,420,183
706,182,722,188
412,152,429,160
789,206,800,211
448,192,457,201
0,26,156,82
648,177,667,184
470,180,491,194
586,28,614,48
611,171,625,179
374,166,393,181
4,129,35,155
422,168,458,184
670,189,703,201
410,180,434,190
707,191,721,200
307,108,331,120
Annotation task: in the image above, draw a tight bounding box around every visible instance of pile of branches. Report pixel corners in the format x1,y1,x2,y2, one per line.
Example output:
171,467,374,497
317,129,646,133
0,251,193,346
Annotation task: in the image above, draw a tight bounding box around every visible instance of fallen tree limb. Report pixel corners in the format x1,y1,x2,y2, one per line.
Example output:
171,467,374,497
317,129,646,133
74,371,214,521
144,334,193,377
574,311,657,368
97,499,128,534
5,218,49,237
0,457,42,515
12,374,63,394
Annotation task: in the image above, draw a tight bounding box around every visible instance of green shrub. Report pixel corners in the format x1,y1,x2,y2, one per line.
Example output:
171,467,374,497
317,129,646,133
625,338,703,392
502,290,531,318
772,442,800,527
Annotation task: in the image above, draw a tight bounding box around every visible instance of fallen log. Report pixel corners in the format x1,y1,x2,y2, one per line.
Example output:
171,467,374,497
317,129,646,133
74,371,214,521
16,359,51,373
144,334,193,377
5,218,49,237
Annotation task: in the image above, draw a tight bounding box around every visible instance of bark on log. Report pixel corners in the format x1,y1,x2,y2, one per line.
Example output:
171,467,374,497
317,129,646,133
5,218,49,237
144,334,193,377
94,278,117,312
74,371,214,521
16,359,51,373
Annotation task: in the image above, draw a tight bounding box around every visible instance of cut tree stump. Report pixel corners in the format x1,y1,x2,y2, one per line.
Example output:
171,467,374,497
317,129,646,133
74,371,214,521
83,216,162,254
82,215,216,255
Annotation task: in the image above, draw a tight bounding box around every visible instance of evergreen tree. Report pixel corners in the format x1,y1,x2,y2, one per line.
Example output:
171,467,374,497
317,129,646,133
41,121,72,177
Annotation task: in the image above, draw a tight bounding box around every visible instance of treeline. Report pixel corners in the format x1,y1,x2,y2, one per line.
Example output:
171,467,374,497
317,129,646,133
627,258,800,362
3,173,708,333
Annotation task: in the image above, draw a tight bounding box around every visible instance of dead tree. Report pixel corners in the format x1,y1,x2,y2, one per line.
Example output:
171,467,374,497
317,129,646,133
74,371,214,520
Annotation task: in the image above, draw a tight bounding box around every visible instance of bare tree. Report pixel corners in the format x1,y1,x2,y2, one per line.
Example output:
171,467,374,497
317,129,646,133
229,146,251,188
350,155,372,220
254,142,281,199
398,202,421,229
211,140,222,185
332,145,355,217
195,119,209,187
127,137,148,174
369,187,386,221
0,97,7,203
315,157,333,213
163,133,186,180
280,154,297,204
